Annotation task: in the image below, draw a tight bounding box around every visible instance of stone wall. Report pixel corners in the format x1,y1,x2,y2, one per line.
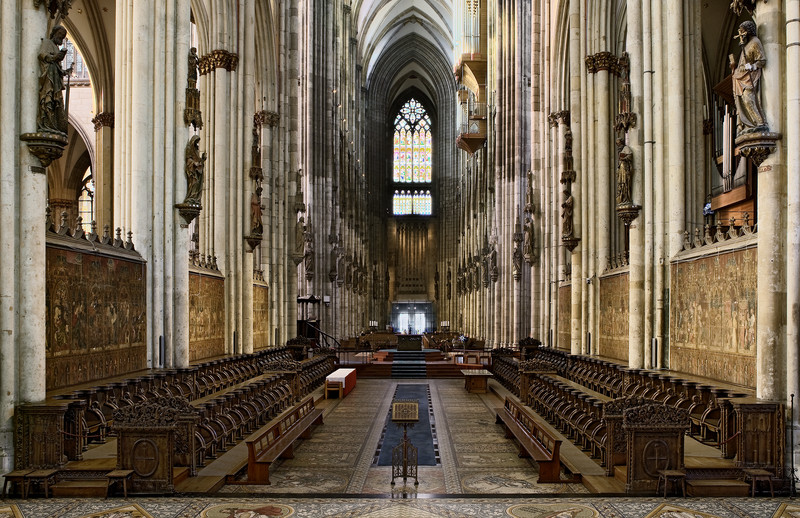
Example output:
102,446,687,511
46,246,146,390
599,272,629,362
253,283,270,350
189,271,225,361
557,284,571,350
670,246,757,387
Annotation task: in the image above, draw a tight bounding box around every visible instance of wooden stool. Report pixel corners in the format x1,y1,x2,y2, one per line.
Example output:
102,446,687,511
743,468,774,497
657,469,686,498
2,470,32,498
106,469,134,498
24,469,58,498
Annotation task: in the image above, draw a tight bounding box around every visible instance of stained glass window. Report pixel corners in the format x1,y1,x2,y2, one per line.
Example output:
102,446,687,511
392,99,431,184
392,99,433,215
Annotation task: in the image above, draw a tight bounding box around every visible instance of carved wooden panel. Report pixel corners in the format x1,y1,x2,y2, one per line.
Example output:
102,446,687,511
189,272,225,361
670,247,756,387
46,248,147,390
733,400,784,477
623,404,689,494
557,285,571,350
14,403,68,469
253,283,270,351
116,428,174,493
599,272,629,362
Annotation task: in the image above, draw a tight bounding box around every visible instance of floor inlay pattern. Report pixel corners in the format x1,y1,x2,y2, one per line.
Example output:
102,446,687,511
2,498,795,518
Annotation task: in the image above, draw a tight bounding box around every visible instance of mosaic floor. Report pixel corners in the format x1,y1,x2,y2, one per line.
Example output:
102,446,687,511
221,378,586,495
3,380,797,517
1,497,798,518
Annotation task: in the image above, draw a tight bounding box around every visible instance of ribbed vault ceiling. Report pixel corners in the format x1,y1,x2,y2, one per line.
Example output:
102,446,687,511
354,0,453,87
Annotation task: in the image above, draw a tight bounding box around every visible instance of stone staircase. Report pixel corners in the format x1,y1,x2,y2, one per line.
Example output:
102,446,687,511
391,351,427,378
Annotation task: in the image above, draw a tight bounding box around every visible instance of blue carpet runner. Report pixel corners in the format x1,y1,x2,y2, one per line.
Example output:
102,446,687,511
376,384,436,466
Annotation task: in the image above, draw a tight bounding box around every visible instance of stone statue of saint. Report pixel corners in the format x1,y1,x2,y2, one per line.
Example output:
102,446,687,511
732,20,767,135
524,218,534,257
37,25,71,134
512,243,523,274
250,185,263,235
615,139,633,206
184,135,207,205
489,246,498,280
561,189,574,238
188,47,199,88
303,230,315,278
251,125,261,167
295,216,305,255
525,170,534,212
434,268,440,300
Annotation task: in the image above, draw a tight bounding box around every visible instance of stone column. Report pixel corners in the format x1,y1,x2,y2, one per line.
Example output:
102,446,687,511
665,0,685,257
785,0,800,467
755,3,786,401
627,0,645,370
17,2,49,404
115,0,192,367
92,114,114,227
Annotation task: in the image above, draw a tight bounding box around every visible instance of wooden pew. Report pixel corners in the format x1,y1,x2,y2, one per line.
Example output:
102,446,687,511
495,397,569,483
245,396,324,485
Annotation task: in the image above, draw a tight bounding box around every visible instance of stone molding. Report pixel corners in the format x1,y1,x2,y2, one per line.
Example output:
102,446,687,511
91,112,114,131
199,49,239,75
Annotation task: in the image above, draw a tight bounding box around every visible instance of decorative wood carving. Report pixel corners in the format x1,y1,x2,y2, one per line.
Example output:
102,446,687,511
623,404,689,493
114,399,181,494
14,403,69,469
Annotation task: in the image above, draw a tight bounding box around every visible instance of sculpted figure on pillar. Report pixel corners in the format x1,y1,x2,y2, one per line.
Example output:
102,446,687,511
523,218,535,259
732,20,768,135
37,25,72,134
251,125,262,168
561,189,575,238
434,267,440,301
303,228,315,280
524,170,534,213
183,135,207,205
295,217,305,256
446,268,452,299
615,138,633,206
250,185,263,236
188,47,199,88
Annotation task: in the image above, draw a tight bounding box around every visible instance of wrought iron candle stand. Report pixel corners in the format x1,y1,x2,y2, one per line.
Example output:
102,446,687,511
390,399,419,486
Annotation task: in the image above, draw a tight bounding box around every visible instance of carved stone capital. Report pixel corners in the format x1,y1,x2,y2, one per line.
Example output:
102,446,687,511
34,0,72,19
20,131,68,167
254,110,280,127
175,202,201,227
586,51,625,75
199,49,239,75
616,203,641,226
91,112,114,131
735,131,781,167
562,236,580,252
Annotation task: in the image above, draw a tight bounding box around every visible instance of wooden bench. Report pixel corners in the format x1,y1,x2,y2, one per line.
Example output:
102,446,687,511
495,397,566,483
245,395,323,484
